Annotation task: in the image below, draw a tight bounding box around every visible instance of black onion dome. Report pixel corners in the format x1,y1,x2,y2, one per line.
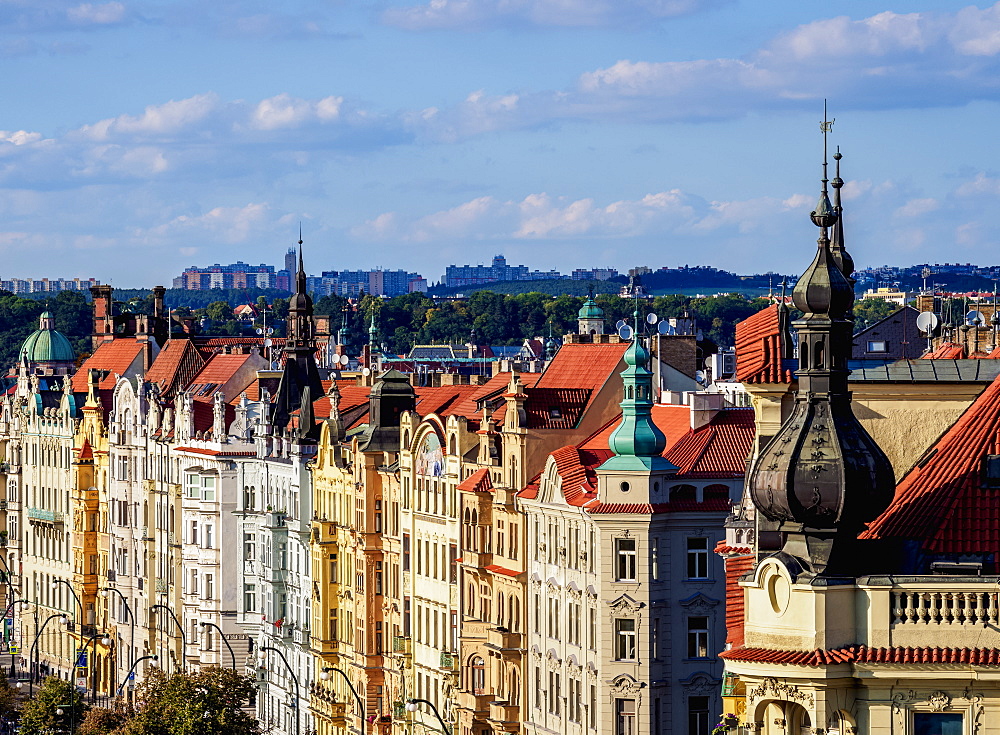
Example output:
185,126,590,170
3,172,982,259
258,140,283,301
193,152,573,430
792,233,855,318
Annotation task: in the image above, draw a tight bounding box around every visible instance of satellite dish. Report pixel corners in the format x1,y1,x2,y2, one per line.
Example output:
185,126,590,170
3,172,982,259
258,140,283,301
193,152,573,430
696,329,704,341
967,310,986,327
618,324,633,341
915,311,939,334
658,322,674,336
646,313,658,325
340,354,350,366
695,370,708,386
256,328,263,335
263,339,272,348
615,319,627,330
362,367,371,376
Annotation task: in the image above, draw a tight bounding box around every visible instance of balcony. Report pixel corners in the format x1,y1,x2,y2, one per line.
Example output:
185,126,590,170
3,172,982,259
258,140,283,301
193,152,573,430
488,701,520,729
27,507,64,524
456,689,492,714
439,651,458,671
292,627,310,646
461,550,493,569
392,636,411,655
486,627,522,652
155,578,167,594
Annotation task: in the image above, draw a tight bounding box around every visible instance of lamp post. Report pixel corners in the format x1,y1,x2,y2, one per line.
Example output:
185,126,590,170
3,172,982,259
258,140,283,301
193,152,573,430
28,613,66,696
116,655,158,697
0,598,36,680
198,621,235,670
320,667,365,731
259,646,300,735
406,698,450,735
100,587,134,695
149,604,186,672
50,579,84,628
79,631,112,704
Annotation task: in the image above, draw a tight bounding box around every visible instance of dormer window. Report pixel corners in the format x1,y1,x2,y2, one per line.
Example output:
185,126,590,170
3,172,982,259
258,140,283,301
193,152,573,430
549,408,562,419
984,455,1000,488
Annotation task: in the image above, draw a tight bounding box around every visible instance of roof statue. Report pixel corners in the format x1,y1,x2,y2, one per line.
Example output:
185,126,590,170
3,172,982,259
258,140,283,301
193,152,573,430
747,109,894,576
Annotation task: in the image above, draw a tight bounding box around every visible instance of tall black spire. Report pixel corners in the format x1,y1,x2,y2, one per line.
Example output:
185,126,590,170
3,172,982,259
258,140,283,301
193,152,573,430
829,147,855,283
747,113,894,576
272,231,323,433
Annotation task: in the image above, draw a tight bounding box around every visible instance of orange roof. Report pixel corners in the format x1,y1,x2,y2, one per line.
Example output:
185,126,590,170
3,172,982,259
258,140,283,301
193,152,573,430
145,340,205,398
921,341,966,359
190,353,254,386
664,409,754,478
861,371,1000,553
580,404,691,458
71,339,145,393
720,645,1000,667
535,342,628,391
458,468,493,493
735,305,793,384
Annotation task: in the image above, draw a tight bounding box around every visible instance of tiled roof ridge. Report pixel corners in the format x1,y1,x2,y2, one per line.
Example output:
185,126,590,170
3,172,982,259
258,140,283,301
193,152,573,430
457,467,493,494
860,370,1000,550
720,644,1000,666
921,341,967,360
735,305,793,384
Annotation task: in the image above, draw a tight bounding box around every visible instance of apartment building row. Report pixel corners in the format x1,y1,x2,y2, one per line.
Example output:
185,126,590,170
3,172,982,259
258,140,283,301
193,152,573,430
0,259,749,735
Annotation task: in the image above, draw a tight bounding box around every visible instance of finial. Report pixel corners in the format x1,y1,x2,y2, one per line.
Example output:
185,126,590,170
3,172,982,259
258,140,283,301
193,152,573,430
779,278,788,304
298,222,303,246
810,100,838,230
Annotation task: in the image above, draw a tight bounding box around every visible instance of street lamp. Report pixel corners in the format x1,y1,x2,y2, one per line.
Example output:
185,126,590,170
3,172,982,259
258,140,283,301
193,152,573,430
28,613,66,696
258,646,300,735
319,667,366,730
100,587,134,693
150,604,186,672
198,621,236,670
406,698,450,735
79,631,112,704
116,655,158,697
50,579,84,628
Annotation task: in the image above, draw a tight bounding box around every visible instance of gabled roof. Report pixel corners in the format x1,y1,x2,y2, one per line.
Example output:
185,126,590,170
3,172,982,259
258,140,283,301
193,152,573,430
860,371,1000,553
664,409,754,478
145,340,205,399
735,305,794,384
190,353,255,389
458,468,493,493
535,342,628,390
71,339,145,393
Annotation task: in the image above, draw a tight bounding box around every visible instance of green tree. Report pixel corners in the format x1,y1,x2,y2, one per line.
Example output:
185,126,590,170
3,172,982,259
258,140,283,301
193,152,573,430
853,297,898,330
205,301,231,323
78,668,259,735
19,675,87,734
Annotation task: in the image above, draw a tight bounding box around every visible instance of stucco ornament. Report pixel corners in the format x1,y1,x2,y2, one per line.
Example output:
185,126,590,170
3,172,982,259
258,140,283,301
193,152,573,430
608,594,643,614
610,675,642,696
928,691,951,712
748,677,814,708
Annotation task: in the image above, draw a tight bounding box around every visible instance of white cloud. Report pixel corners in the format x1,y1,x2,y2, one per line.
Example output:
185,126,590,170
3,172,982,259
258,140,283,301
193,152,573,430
143,203,272,244
66,2,126,26
249,94,343,131
381,0,727,30
77,94,222,140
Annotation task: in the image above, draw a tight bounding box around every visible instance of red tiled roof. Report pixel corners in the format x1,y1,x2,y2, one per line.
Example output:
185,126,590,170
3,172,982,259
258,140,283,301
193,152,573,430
860,371,1000,553
579,404,691,458
71,339,145,393
664,409,753,478
483,564,521,577
535,342,628,391
720,645,1000,666
190,353,254,386
735,305,793,384
145,340,205,398
723,553,754,647
76,439,93,461
524,387,592,429
458,468,493,494
921,341,966,359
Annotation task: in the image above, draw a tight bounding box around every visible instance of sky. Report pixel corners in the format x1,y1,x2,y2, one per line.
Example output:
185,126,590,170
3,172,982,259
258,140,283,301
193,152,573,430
3,0,1000,286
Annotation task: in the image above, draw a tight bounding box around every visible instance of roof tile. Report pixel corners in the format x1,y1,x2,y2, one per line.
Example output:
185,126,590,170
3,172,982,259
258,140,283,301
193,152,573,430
735,305,794,384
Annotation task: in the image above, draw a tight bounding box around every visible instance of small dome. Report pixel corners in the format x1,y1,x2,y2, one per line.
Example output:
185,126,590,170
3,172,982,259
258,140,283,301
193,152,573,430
578,296,604,320
20,312,75,364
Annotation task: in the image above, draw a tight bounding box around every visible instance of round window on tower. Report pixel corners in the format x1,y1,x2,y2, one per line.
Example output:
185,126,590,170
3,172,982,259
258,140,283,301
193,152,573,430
620,482,630,493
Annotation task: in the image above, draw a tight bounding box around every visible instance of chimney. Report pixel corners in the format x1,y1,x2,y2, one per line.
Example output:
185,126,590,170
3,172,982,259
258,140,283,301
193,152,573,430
90,285,114,350
689,392,724,432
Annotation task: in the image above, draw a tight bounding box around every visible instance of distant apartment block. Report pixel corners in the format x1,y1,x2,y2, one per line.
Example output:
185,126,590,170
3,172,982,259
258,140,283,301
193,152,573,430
443,254,565,286
0,277,100,294
317,269,427,297
173,262,276,290
572,268,620,281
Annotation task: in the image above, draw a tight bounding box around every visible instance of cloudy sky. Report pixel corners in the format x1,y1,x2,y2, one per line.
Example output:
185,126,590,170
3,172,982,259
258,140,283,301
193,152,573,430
2,0,999,286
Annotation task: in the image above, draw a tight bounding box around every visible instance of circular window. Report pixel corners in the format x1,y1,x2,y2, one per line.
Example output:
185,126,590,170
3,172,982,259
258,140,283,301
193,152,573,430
620,482,630,493
653,482,660,493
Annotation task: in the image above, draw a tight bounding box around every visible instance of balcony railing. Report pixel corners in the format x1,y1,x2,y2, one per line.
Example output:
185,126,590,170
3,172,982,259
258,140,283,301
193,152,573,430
440,651,457,671
27,507,64,523
892,589,999,626
392,636,411,654
155,578,167,594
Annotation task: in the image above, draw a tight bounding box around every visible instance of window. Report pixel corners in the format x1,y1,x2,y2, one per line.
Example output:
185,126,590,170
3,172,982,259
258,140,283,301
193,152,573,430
867,340,888,353
688,696,710,735
568,678,580,722
615,538,637,581
403,534,410,572
201,476,216,501
615,618,637,660
687,616,709,658
686,537,708,579
590,685,597,729
244,584,256,612
547,671,561,715
616,699,636,735
204,524,214,549
185,474,199,499
204,574,214,600
243,533,255,561
470,656,485,694
914,713,963,735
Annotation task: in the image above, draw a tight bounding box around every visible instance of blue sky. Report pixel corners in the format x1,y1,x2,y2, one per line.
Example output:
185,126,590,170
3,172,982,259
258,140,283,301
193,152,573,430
2,0,1000,286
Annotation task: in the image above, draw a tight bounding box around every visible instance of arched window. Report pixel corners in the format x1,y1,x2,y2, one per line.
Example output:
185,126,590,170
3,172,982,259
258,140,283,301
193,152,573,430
497,594,505,627
403,430,410,448
470,510,479,551
669,484,697,502
508,668,520,707
510,595,520,632
471,656,485,694
481,585,491,622
704,484,730,503
449,435,457,455
467,584,476,616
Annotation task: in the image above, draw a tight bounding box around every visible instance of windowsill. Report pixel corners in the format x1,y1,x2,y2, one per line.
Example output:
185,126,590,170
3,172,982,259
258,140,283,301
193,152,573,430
684,578,715,584
683,657,713,662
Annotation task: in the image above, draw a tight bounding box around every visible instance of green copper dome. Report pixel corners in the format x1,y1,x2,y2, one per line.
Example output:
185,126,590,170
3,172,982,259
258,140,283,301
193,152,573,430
20,312,75,364
578,296,604,320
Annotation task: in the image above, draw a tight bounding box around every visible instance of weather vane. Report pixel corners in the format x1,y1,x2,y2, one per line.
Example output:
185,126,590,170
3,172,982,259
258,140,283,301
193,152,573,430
820,99,835,182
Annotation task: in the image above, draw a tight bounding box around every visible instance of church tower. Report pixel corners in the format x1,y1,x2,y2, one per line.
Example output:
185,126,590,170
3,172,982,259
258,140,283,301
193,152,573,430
747,127,894,576
271,236,324,432
578,288,605,335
